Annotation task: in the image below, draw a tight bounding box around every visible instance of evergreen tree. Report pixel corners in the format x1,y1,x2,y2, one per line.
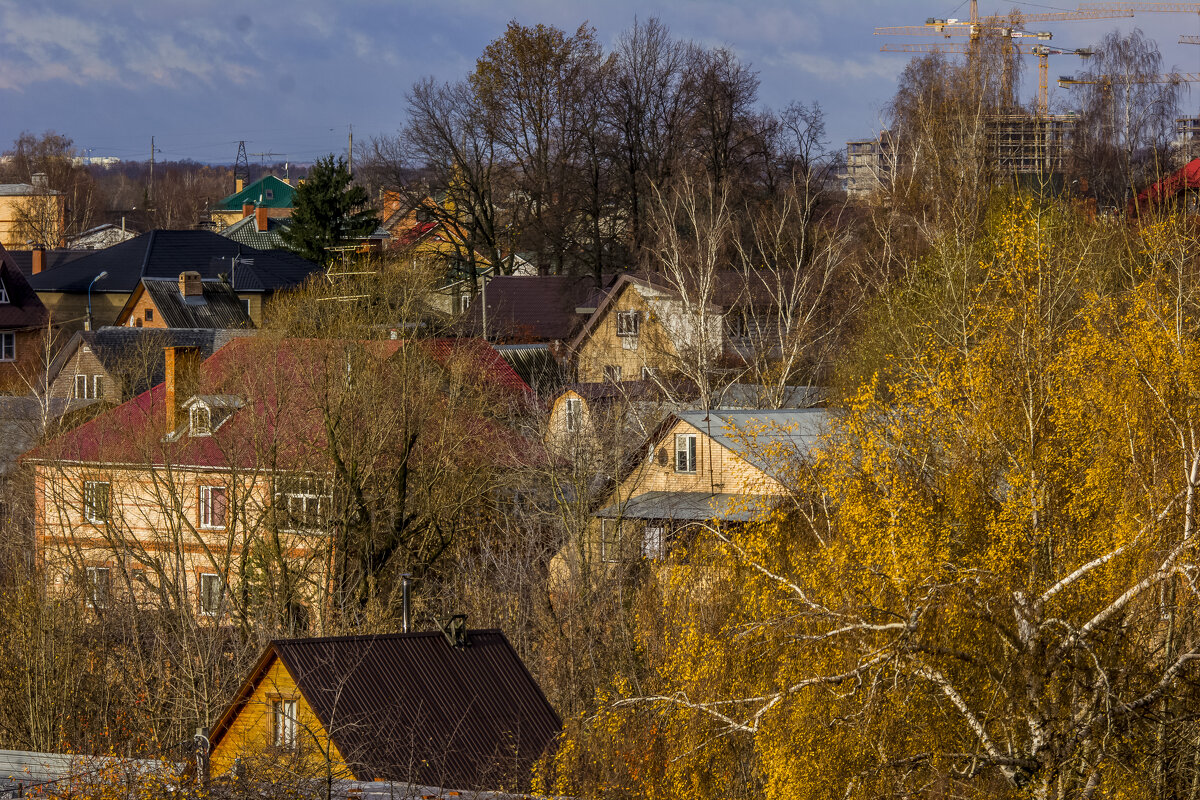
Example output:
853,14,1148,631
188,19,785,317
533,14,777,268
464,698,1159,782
281,155,379,266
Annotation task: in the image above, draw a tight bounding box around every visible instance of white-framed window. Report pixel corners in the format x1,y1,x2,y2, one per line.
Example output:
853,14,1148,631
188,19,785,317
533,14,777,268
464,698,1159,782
563,397,582,433
74,374,104,399
0,277,8,303
275,476,331,532
272,698,298,748
616,309,640,337
198,485,228,529
199,573,223,616
0,332,14,362
83,480,110,523
641,366,657,381
675,433,697,474
643,524,667,560
600,519,621,563
85,566,110,608
190,405,212,436
603,365,622,383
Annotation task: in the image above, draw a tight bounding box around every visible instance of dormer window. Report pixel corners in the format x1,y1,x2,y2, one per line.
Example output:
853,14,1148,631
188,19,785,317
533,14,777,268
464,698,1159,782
190,405,212,436
0,277,8,304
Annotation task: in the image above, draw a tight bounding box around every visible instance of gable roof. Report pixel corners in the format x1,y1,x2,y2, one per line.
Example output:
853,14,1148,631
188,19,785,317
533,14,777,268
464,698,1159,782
128,278,254,329
23,230,321,294
209,630,561,789
219,214,291,249
45,327,256,397
463,275,617,343
673,408,829,478
0,244,50,330
214,175,296,211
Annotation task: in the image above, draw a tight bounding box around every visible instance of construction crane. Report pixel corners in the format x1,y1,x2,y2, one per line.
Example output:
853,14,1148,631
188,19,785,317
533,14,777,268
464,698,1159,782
1181,35,1200,42
875,5,1132,37
1079,3,1200,12
881,42,1095,114
1059,71,1200,84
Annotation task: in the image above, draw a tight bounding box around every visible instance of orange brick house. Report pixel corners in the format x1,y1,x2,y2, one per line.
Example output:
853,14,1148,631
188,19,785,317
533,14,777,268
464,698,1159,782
0,242,51,392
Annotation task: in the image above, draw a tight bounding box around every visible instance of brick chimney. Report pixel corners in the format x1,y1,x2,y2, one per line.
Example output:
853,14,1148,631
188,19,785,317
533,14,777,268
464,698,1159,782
235,178,244,194
242,201,254,219
31,246,44,274
255,204,268,232
164,346,202,434
179,271,202,298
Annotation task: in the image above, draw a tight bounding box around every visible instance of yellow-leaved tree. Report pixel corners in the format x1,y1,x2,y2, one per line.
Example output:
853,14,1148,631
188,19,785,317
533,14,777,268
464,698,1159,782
542,199,1200,800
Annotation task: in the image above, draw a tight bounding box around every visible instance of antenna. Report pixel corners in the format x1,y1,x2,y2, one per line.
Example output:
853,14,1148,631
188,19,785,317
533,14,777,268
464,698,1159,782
233,141,249,184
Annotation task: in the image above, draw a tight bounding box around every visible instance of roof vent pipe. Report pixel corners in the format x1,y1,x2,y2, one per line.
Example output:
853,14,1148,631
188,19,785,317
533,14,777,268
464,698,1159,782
401,574,411,633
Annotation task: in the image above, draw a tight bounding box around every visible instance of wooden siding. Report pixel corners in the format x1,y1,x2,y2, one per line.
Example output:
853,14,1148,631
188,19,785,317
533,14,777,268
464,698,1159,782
48,345,116,401
209,656,350,778
574,284,677,383
628,418,783,497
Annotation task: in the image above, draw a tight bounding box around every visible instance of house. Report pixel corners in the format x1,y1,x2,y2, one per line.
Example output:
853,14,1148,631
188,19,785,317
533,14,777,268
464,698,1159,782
28,335,530,621
19,230,321,334
1130,157,1200,215
206,629,561,791
44,327,254,403
0,176,65,248
567,408,828,566
210,176,296,229
219,205,290,250
114,273,255,330
568,274,723,384
67,222,138,250
0,244,51,392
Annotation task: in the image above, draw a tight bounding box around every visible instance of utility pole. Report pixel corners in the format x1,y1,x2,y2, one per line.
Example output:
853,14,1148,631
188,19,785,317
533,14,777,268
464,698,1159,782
149,136,155,207
348,123,353,177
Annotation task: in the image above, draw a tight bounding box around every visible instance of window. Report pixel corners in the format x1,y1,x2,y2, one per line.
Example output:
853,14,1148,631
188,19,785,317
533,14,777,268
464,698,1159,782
74,374,104,400
242,299,252,316
275,476,331,532
144,308,153,322
600,520,621,563
85,566,110,608
83,480,110,523
675,434,697,474
199,573,223,616
198,485,228,529
272,698,298,749
0,277,8,303
641,366,657,381
190,405,212,436
0,332,13,362
643,525,667,560
616,310,640,337
563,398,582,434
264,189,275,201
603,365,622,383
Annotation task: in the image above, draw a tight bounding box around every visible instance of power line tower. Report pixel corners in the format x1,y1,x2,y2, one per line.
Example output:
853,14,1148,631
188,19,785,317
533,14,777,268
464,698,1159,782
234,141,250,185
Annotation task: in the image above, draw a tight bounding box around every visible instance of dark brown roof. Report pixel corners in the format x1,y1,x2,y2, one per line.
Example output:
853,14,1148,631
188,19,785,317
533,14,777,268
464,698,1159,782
0,245,50,331
139,278,254,329
210,630,560,790
463,275,617,343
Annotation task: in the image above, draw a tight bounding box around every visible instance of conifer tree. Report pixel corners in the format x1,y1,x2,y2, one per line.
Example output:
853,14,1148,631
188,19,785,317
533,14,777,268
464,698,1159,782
281,154,379,266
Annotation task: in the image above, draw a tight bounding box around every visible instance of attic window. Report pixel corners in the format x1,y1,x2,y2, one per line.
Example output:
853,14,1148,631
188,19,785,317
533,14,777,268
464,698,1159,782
0,277,8,304
616,310,640,337
264,189,275,201
190,405,212,436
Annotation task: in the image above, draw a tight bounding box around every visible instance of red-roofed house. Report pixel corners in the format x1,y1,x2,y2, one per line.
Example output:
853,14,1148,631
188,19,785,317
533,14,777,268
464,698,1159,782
27,335,530,626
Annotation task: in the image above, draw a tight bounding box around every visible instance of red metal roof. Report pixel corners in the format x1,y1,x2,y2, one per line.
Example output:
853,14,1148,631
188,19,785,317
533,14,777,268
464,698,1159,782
1130,158,1200,214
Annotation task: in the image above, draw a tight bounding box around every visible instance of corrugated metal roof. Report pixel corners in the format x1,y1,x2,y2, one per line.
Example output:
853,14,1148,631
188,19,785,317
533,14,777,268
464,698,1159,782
217,630,561,790
595,491,777,521
219,214,291,249
142,278,254,329
215,176,296,211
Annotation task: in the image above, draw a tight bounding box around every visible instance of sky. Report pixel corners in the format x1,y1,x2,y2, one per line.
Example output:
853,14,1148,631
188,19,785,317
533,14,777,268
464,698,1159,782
2,0,1200,167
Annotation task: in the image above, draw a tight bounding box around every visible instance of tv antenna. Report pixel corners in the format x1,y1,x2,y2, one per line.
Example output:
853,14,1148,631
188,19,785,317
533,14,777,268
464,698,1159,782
250,151,282,166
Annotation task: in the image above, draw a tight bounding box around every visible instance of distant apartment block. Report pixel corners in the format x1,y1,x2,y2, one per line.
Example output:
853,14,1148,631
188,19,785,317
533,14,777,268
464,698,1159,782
844,136,892,197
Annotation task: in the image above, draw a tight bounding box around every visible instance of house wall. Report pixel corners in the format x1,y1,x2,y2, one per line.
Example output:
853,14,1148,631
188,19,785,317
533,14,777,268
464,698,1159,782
0,327,48,393
0,194,66,249
209,656,350,779
629,418,782,497
34,462,328,620
574,285,679,383
47,345,116,401
120,290,166,329
211,207,291,230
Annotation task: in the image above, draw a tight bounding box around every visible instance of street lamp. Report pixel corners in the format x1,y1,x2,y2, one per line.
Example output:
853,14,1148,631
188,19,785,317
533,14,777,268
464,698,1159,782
86,271,108,331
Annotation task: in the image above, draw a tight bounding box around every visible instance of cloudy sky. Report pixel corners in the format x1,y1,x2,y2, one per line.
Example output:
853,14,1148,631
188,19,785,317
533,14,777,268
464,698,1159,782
1,0,1199,166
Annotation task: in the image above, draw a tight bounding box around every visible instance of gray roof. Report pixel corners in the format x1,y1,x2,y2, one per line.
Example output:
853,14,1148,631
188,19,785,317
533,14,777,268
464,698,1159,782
0,183,59,197
141,278,254,329
219,213,291,249
595,491,778,521
0,397,96,474
673,408,830,478
714,384,825,410
0,749,173,797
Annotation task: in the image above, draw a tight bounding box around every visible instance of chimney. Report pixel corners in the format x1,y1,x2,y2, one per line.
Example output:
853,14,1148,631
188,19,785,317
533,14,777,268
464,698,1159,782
164,346,201,434
241,201,254,219
235,178,244,194
255,204,268,232
179,271,202,298
31,246,44,275
30,172,48,190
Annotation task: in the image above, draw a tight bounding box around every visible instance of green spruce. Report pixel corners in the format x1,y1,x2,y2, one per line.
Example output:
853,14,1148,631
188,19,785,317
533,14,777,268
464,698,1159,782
281,154,379,266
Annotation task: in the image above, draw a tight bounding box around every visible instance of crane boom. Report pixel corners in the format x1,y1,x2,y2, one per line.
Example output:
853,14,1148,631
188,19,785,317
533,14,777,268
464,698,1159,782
1181,34,1200,42
1059,71,1200,84
1079,3,1200,11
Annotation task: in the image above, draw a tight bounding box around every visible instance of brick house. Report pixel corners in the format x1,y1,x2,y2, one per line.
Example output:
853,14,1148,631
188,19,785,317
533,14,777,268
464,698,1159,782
0,243,51,393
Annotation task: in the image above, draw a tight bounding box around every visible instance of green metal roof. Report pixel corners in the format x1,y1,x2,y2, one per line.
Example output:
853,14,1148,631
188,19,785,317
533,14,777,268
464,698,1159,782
215,175,296,211
220,213,291,249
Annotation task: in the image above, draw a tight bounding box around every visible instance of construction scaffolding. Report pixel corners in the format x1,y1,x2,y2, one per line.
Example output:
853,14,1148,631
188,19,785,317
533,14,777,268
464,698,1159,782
1176,117,1200,162
986,114,1078,175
